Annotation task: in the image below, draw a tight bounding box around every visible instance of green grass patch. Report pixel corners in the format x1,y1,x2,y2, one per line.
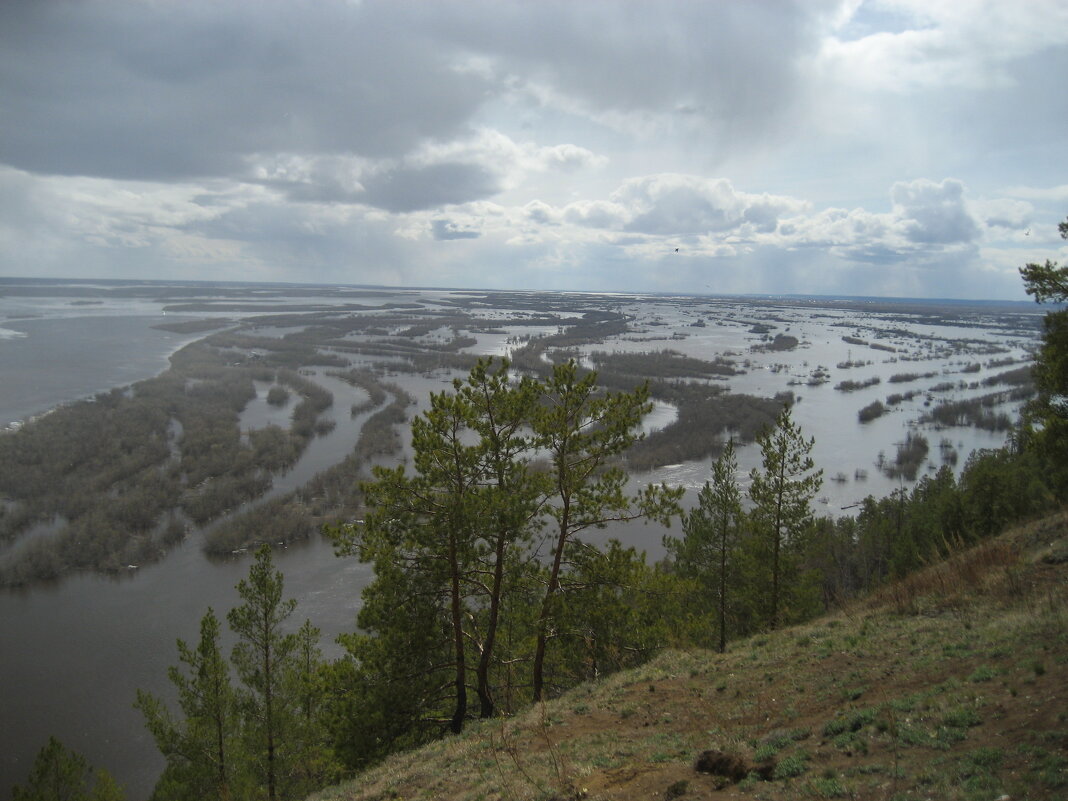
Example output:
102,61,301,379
942,706,982,729
806,775,848,797
773,752,809,780
968,664,999,683
823,706,877,736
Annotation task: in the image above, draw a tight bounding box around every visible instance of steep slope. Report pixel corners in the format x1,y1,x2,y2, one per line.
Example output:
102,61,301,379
312,512,1068,801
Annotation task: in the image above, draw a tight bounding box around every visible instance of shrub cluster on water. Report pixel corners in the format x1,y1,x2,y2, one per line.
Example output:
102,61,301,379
879,432,930,480
0,337,343,584
835,376,882,392
919,388,1033,432
857,400,887,423
588,349,741,380
889,371,938,383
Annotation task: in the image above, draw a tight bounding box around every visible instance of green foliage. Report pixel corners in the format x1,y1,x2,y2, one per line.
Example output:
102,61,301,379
135,609,238,801
11,737,124,801
551,540,689,686
958,448,1049,539
747,406,823,629
530,360,682,700
772,751,809,779
328,358,682,766
138,547,336,801
1019,215,1068,499
332,358,549,740
823,707,877,737
665,440,743,651
227,546,299,801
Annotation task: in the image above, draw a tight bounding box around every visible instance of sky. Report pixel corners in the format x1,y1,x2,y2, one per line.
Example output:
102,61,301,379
1,0,1066,300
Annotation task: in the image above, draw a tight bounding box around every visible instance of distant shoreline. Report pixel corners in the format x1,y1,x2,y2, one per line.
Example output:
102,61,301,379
0,274,1044,307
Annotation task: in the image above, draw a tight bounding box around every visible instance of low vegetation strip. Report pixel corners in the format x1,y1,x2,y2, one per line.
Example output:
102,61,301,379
624,384,785,471
920,388,1034,432
834,376,881,392
588,349,741,380
0,336,344,584
857,400,886,423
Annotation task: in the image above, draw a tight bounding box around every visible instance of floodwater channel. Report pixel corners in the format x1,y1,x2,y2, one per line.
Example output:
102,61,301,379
0,287,1043,799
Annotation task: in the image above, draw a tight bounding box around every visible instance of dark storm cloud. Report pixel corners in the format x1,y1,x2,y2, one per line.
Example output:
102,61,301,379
360,163,502,213
418,0,828,141
0,0,489,181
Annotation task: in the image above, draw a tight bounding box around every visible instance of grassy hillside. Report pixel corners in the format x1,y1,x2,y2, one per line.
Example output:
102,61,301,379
311,511,1068,801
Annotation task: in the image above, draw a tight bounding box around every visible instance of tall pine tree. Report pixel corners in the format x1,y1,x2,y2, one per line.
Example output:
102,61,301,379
666,439,743,651
529,361,681,701
747,406,822,629
135,609,237,801
227,546,298,801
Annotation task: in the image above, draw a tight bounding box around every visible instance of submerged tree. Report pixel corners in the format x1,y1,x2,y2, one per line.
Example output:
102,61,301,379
747,406,822,629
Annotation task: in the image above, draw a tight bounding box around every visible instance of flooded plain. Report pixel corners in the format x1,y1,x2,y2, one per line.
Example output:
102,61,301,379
0,280,1043,798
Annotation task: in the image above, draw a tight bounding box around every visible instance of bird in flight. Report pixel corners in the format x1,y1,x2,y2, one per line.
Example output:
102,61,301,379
675,247,680,253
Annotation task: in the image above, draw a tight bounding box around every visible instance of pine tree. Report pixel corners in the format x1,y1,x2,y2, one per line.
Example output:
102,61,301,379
747,406,822,629
1019,215,1068,497
11,737,124,801
666,439,742,651
529,361,681,701
135,608,238,801
455,359,543,718
333,358,680,739
283,619,337,794
227,545,297,801
335,359,544,730
339,382,483,734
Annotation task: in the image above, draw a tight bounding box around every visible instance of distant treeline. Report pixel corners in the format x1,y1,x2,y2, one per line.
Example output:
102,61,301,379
153,318,235,334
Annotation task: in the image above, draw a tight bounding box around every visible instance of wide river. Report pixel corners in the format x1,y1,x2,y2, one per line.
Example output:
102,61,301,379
0,285,1041,799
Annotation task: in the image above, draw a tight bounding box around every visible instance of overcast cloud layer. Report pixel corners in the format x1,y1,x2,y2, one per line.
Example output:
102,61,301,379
1,0,1065,299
